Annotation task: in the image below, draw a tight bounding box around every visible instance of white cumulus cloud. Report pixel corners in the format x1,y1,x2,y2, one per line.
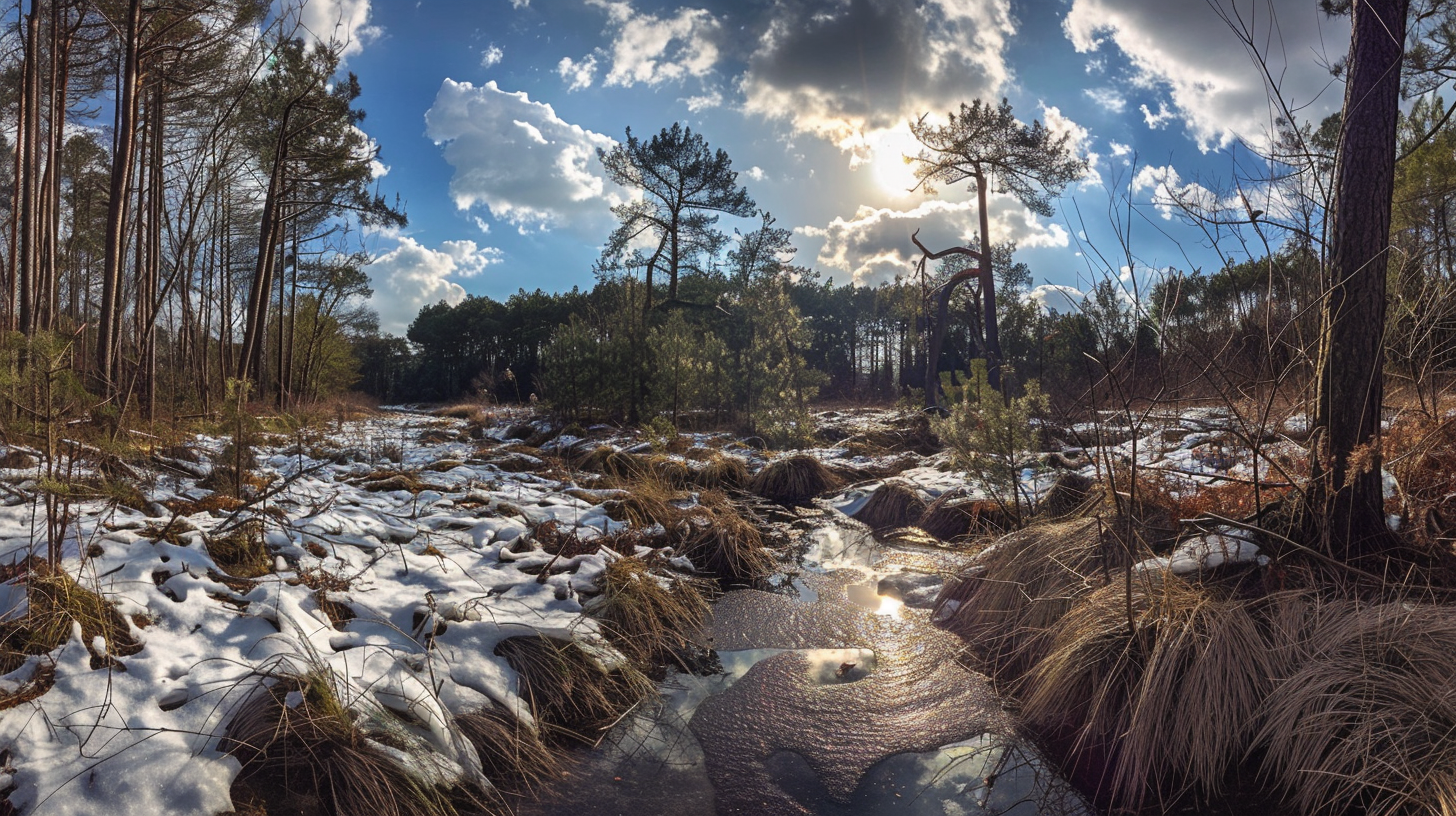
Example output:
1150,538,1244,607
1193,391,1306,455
1132,163,1219,219
741,0,1015,163
1063,0,1347,151
557,55,597,91
1083,86,1127,113
801,197,1070,287
580,0,720,87
1029,283,1086,314
365,238,502,335
423,79,624,233
481,44,503,68
290,0,380,58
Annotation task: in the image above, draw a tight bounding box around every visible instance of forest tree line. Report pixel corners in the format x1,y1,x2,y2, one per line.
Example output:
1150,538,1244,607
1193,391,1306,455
3,0,1456,438
0,0,400,424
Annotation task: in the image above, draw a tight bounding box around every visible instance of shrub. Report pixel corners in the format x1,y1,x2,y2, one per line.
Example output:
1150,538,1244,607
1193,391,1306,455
932,361,1049,526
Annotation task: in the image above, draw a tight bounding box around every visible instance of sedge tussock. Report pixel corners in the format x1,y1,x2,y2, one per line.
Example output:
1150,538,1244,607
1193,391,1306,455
647,455,693,489
933,518,1134,681
1255,597,1456,816
680,494,776,582
223,672,489,816
0,562,140,674
456,705,564,796
691,454,749,490
601,477,685,531
917,489,979,540
852,481,927,533
495,635,655,746
749,454,843,506
585,556,711,668
575,447,647,480
1019,576,1276,811
1034,471,1096,520
207,519,273,579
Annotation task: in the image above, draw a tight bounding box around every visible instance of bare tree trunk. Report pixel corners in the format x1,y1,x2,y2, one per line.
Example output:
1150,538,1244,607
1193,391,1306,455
913,230,982,410
976,169,1003,391
98,0,142,389
1303,0,1410,560
140,80,162,421
238,100,297,387
18,3,42,336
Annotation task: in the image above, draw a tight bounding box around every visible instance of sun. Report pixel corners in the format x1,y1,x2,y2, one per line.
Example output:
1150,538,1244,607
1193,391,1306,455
868,127,923,196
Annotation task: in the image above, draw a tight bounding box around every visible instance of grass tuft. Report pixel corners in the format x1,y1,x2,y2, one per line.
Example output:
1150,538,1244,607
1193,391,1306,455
852,480,927,533
208,519,273,579
934,518,1140,681
679,492,777,582
0,563,140,674
495,635,655,746
646,455,692,489
600,475,685,531
223,672,489,816
1255,596,1456,816
1019,576,1276,811
456,705,565,796
691,453,749,490
585,556,711,668
748,454,843,506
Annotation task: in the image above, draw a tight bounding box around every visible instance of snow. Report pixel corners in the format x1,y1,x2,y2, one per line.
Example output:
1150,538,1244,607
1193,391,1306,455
0,402,1349,812
1135,529,1268,576
0,409,646,813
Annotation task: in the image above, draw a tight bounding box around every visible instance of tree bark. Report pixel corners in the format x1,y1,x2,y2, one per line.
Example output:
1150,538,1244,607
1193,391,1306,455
237,100,294,386
912,229,982,410
98,0,142,389
18,3,42,336
1304,0,1410,560
976,168,1003,391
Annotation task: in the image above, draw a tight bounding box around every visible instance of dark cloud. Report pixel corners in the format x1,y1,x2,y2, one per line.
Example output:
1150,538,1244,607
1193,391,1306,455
741,0,1014,157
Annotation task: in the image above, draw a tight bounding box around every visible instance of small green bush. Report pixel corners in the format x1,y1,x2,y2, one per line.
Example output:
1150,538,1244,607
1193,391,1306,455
932,361,1048,526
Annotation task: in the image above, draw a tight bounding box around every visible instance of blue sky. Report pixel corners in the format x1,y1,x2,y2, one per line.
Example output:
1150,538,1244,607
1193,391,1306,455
299,0,1352,334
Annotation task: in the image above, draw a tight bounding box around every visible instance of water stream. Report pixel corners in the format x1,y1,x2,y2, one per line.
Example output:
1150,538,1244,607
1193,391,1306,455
519,516,1092,816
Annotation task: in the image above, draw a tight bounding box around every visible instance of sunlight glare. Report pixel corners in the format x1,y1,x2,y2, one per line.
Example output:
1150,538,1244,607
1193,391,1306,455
875,595,904,618
868,127,921,196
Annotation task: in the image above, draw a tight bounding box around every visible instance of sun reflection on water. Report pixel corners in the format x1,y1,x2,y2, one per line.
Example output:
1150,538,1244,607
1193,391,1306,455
875,594,904,618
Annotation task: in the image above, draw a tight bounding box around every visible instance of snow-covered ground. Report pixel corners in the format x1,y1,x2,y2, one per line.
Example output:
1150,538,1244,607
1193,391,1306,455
0,403,1321,814
0,409,663,815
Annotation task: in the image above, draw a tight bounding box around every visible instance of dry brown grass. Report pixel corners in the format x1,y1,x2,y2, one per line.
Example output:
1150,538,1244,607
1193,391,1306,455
646,455,692,489
679,492,777,582
431,401,496,427
208,519,273,579
164,493,246,515
0,658,55,711
223,672,489,816
934,518,1143,681
1034,471,1096,519
0,562,140,674
691,453,750,490
749,454,843,506
1255,596,1456,816
917,489,979,540
494,635,654,746
456,705,564,796
601,476,685,531
1384,413,1456,540
852,480,926,532
574,446,649,481
533,520,604,558
586,556,711,668
356,470,430,494
1019,576,1277,812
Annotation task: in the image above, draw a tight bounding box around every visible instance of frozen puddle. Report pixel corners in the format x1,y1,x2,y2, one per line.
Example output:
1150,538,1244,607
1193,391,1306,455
520,518,1091,816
